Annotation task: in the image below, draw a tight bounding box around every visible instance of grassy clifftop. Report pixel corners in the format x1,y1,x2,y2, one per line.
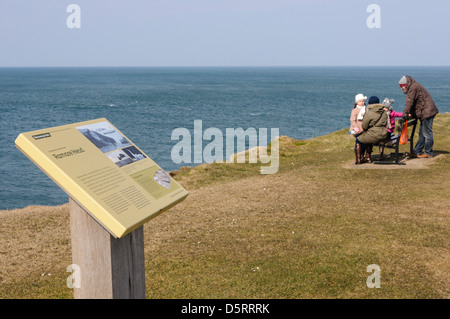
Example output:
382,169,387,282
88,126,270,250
1,114,449,299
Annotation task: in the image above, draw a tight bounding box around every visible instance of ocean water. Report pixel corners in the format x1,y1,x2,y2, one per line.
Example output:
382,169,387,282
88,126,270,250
1,66,449,210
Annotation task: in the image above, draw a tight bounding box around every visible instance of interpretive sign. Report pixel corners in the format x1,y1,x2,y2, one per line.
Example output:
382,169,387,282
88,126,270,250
15,118,188,238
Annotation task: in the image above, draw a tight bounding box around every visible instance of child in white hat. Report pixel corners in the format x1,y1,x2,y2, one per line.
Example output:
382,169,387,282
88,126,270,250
350,94,367,164
349,93,367,135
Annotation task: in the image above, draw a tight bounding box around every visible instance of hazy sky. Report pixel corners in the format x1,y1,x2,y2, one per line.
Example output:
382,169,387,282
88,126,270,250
1,0,449,67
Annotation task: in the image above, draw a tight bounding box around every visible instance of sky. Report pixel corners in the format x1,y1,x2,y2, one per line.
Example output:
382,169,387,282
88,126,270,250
1,0,449,67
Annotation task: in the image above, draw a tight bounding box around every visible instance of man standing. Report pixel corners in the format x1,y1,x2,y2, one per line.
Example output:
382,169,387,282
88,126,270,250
399,75,439,158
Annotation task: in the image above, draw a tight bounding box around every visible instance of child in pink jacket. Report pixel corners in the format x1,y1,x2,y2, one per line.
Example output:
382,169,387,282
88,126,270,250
349,93,367,135
382,98,403,134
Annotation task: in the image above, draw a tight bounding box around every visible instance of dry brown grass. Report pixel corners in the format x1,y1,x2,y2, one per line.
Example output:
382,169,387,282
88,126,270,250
0,205,71,298
1,114,449,299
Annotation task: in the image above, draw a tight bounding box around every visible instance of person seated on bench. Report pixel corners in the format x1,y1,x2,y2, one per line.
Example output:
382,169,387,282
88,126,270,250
374,98,404,158
355,96,389,164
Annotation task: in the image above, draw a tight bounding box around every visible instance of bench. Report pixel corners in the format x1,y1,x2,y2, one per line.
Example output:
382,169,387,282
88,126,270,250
373,118,418,165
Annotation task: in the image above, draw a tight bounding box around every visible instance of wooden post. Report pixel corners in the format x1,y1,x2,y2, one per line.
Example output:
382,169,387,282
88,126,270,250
69,198,146,299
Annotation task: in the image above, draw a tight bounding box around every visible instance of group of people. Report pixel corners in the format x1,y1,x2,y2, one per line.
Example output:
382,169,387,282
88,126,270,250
349,75,439,164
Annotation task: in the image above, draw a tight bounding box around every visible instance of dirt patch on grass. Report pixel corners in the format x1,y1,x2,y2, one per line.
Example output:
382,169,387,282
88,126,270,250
343,153,446,170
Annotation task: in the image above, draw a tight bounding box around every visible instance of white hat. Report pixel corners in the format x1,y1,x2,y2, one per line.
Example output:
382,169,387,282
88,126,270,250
355,94,367,103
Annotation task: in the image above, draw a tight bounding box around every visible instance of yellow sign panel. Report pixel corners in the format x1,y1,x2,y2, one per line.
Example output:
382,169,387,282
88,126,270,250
15,118,188,238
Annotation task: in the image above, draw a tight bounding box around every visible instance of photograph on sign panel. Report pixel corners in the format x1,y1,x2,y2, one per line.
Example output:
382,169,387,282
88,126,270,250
106,149,134,167
76,121,131,153
122,145,147,162
153,169,171,189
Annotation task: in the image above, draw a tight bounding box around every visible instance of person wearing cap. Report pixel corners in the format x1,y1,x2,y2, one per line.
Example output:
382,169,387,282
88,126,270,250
356,96,389,163
398,75,439,158
382,98,403,134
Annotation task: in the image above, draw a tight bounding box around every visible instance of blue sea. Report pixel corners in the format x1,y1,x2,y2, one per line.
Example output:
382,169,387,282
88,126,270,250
1,66,449,210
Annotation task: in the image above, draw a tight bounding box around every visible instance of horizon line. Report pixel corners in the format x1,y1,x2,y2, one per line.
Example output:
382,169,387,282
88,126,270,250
1,65,450,68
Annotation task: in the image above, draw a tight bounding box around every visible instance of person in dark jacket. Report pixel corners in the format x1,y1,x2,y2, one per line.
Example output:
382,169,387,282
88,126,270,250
399,75,439,158
355,96,389,164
